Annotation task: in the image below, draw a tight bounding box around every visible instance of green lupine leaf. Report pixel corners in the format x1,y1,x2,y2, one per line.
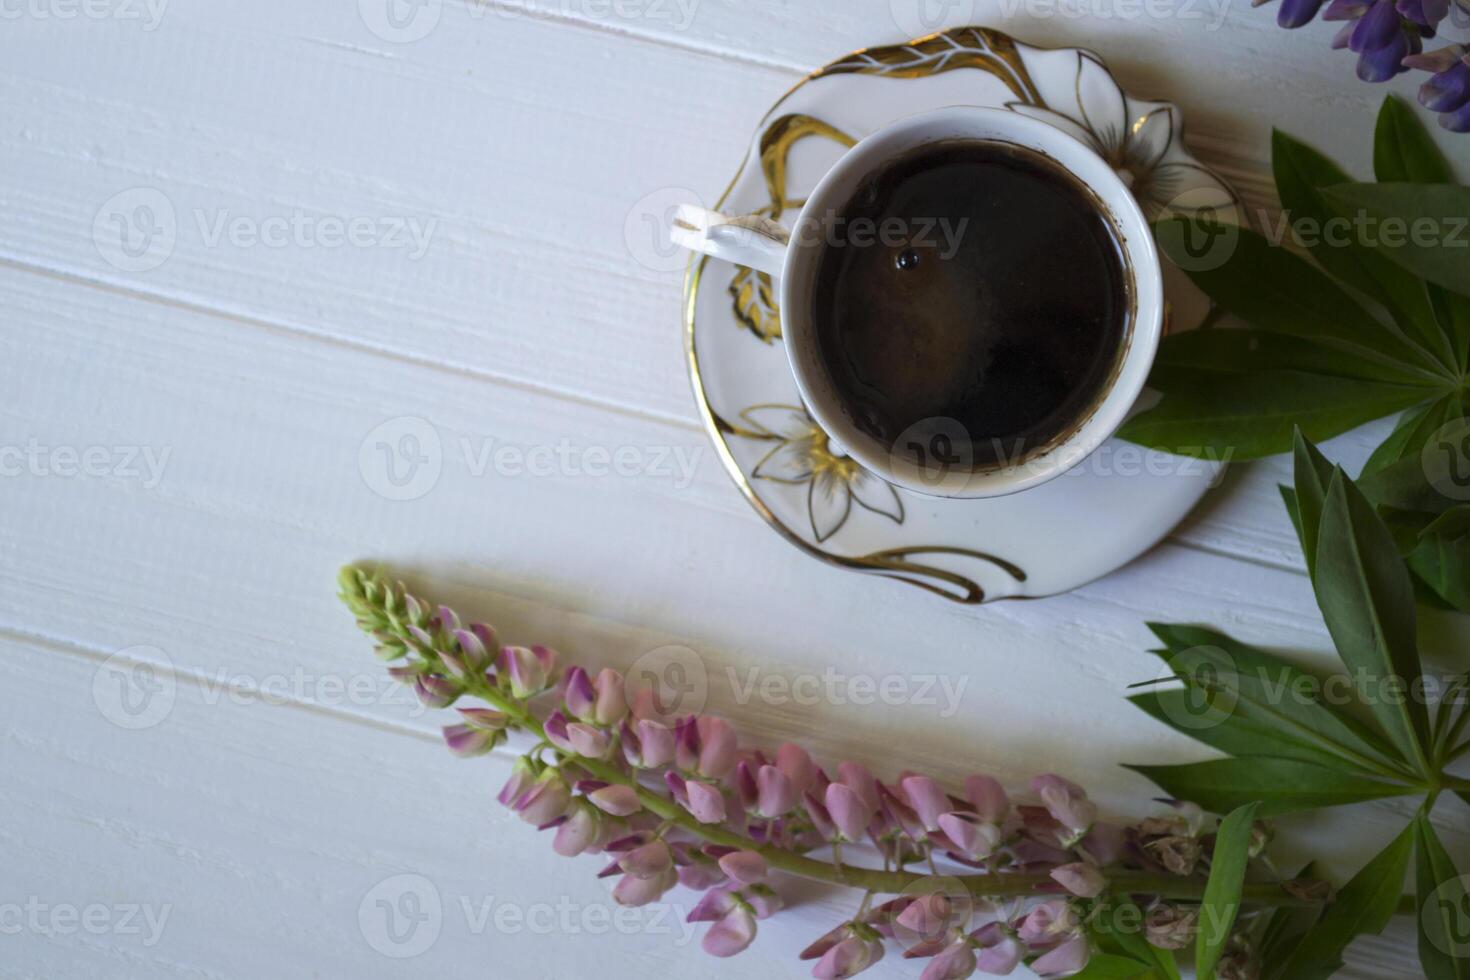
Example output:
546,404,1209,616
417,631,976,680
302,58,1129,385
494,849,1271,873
1119,367,1427,459
1196,802,1261,980
1152,326,1445,387
1428,287,1470,372
1273,131,1451,367
1155,216,1431,366
1415,815,1470,978
1375,95,1456,186
1278,824,1415,980
1314,470,1432,770
1321,183,1470,296
1093,907,1183,980
1363,394,1463,478
1068,954,1156,979
1126,758,1411,816
1423,505,1470,539
1145,623,1410,772
1409,531,1470,613
1293,430,1337,579
1360,454,1463,515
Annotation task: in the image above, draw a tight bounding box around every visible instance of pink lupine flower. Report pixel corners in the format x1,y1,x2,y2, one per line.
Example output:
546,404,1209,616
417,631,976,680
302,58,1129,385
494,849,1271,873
553,803,600,857
777,743,819,794
1032,775,1097,846
685,780,728,824
744,884,783,919
1050,863,1106,898
588,784,642,817
1081,823,1126,866
497,757,536,808
1030,935,1091,977
414,674,459,709
1017,901,1078,946
442,722,498,757
735,761,760,811
938,812,1002,862
544,710,574,753
457,707,509,731
593,668,628,725
704,902,758,957
921,938,978,980
514,769,572,826
803,792,837,840
567,722,613,760
964,776,1009,824
718,850,768,885
564,666,598,721
836,762,881,812
812,931,886,979
901,776,951,833
895,894,953,943
697,717,739,779
620,840,674,878
452,626,494,673
825,783,873,842
972,923,1024,975
636,719,676,768
675,716,701,771
613,867,678,907
757,765,798,817
501,644,556,698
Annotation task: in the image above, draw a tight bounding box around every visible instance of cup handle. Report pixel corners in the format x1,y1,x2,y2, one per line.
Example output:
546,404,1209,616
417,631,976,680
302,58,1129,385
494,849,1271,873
670,205,789,279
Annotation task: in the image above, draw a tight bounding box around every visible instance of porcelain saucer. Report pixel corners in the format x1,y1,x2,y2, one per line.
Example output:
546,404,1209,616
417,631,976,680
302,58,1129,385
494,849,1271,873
683,27,1241,604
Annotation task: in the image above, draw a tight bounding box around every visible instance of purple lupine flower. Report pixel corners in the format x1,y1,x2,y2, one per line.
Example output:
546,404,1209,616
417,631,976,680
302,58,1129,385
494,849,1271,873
901,776,951,833
1406,45,1470,129
563,666,598,721
413,673,459,708
511,768,572,826
1278,0,1330,27
938,812,1002,862
895,894,954,944
567,721,613,760
702,899,757,957
836,762,881,813
620,839,674,878
971,922,1024,974
552,802,601,857
544,709,574,753
501,644,556,698
685,780,728,824
756,765,798,817
634,718,676,768
812,932,886,979
442,722,498,757
776,743,820,794
697,717,739,779
964,776,1008,824
612,866,678,907
594,668,628,725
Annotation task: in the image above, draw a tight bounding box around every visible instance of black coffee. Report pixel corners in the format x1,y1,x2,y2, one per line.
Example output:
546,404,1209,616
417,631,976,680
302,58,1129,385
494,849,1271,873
812,140,1129,470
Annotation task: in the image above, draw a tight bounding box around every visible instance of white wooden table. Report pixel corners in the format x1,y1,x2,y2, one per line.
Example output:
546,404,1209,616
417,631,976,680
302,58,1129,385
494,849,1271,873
3,2,1463,976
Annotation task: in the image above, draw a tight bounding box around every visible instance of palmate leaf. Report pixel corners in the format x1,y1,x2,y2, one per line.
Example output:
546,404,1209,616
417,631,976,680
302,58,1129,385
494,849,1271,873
1363,393,1464,478
1151,326,1447,388
1277,824,1415,980
1321,183,1470,298
1196,802,1261,980
1273,129,1453,369
1126,757,1411,817
1137,622,1410,776
1314,469,1432,773
1117,366,1427,459
1415,815,1470,978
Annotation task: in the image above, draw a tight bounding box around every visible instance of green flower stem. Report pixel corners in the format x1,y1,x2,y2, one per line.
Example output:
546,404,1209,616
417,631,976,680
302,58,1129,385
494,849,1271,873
458,674,1324,909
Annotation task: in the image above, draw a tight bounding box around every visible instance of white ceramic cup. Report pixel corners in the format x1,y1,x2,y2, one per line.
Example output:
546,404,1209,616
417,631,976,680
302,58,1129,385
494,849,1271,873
672,105,1163,499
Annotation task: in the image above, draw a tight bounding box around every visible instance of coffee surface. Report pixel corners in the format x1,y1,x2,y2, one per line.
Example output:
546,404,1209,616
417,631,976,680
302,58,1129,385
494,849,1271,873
812,140,1128,469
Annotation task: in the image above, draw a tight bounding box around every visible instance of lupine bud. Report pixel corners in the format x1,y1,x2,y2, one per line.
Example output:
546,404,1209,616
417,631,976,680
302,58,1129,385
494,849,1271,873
553,803,600,857
452,628,492,672
777,743,819,794
697,717,739,779
964,776,1008,824
901,776,950,833
1031,935,1091,977
414,674,459,708
442,723,499,757
826,783,873,842
920,939,977,980
1050,862,1107,898
757,765,798,818
502,645,554,698
567,722,614,760
544,710,574,753
564,666,598,721
938,812,1001,862
703,901,757,958
594,668,628,725
589,784,642,817
718,850,768,885
636,719,676,768
457,707,509,731
686,780,728,824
